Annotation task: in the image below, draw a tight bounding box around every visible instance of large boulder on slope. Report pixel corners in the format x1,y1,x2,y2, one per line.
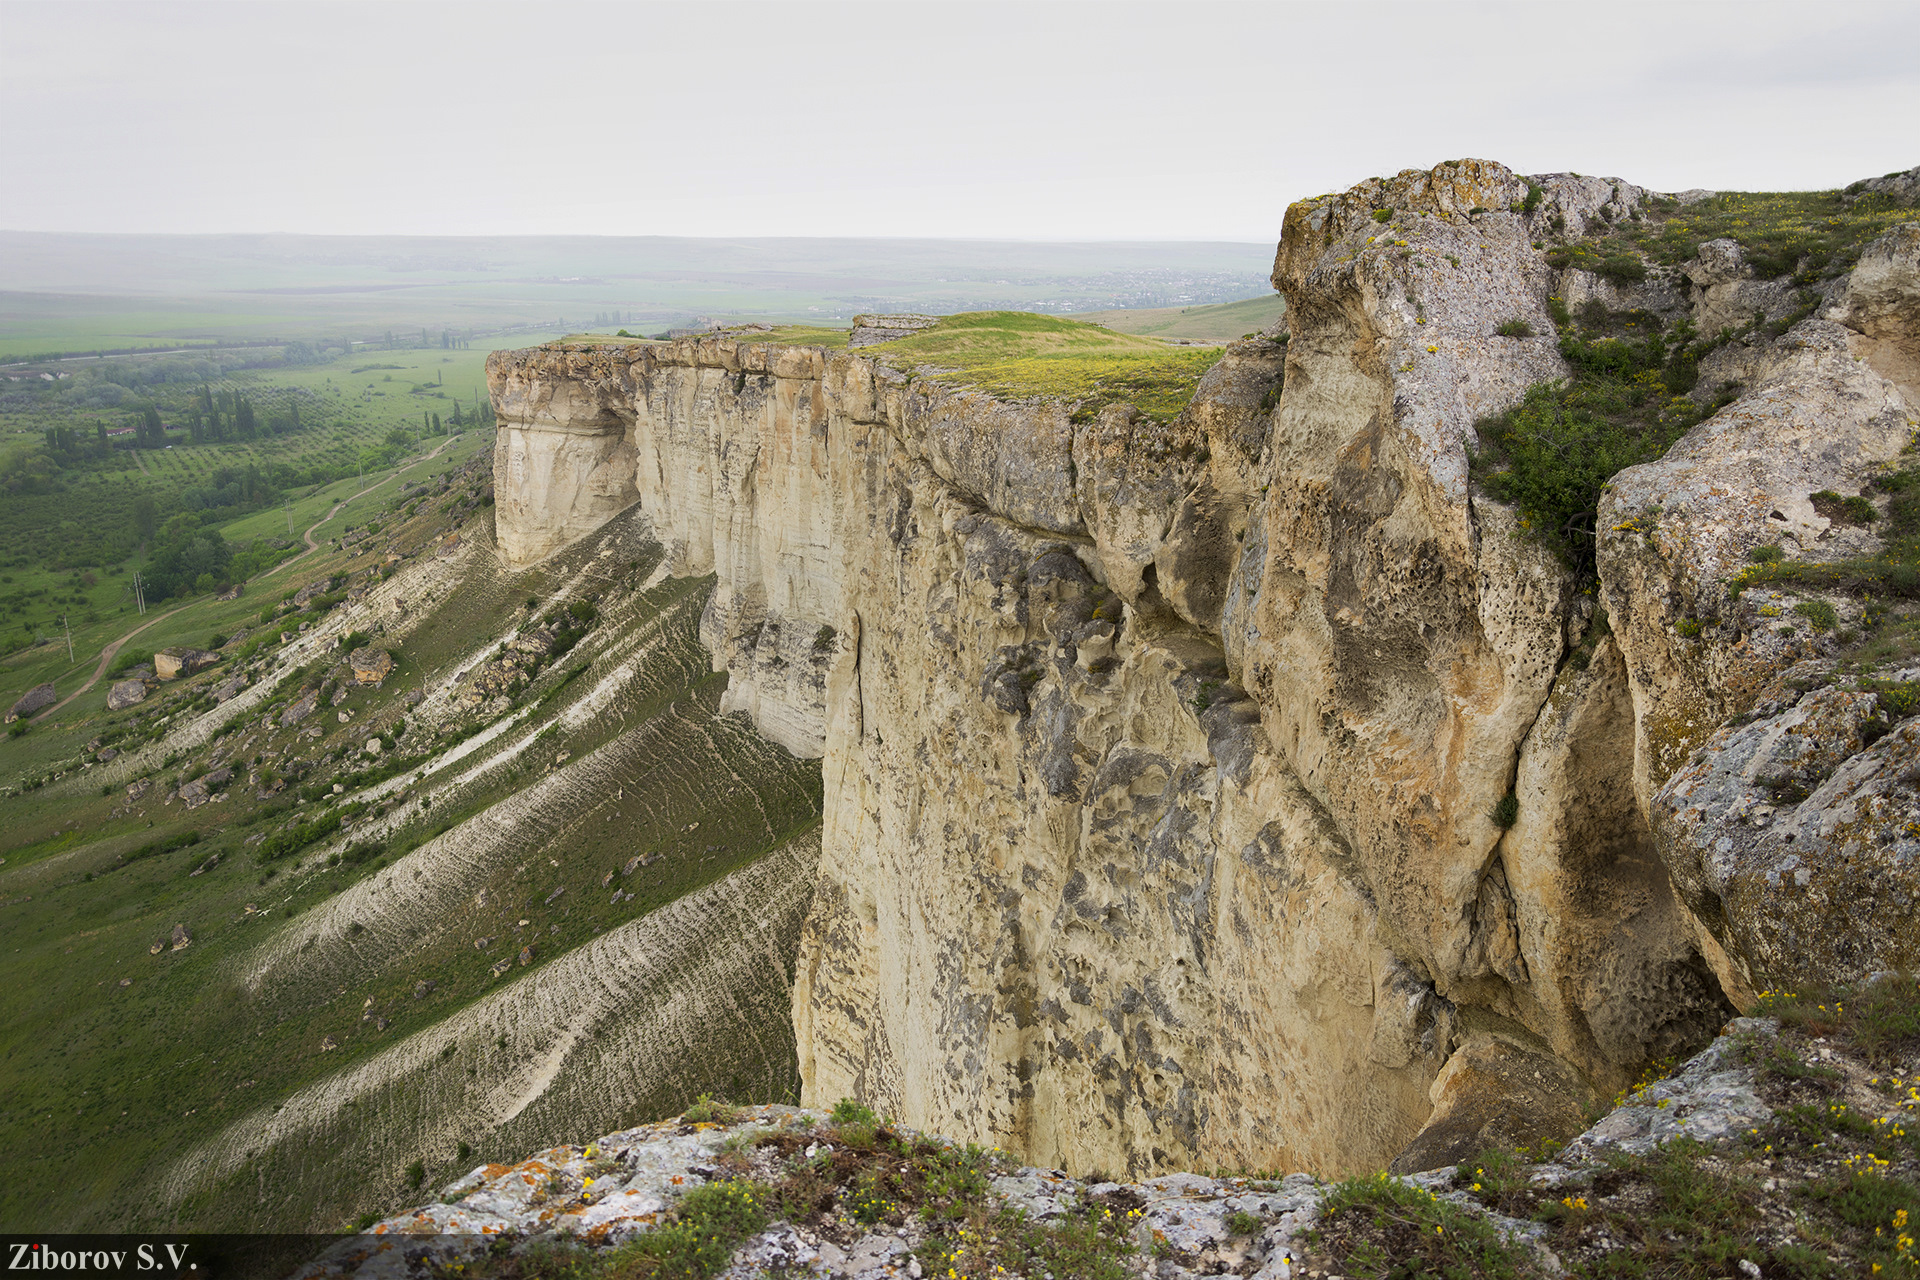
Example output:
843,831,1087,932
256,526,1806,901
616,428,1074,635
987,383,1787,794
6,683,57,722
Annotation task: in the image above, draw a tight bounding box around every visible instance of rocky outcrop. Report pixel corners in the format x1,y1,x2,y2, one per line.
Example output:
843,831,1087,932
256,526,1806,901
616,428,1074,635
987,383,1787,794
849,313,938,348
349,647,395,684
312,1014,1784,1279
155,647,217,679
6,682,57,722
491,349,641,567
488,159,1920,1180
107,679,148,711
1652,663,1920,993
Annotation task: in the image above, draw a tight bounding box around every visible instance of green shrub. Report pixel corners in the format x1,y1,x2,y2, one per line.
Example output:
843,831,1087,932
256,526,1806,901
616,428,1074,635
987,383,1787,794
1494,318,1535,338
1596,252,1648,284
682,1093,738,1125
1316,1171,1533,1279
1675,618,1704,638
1873,681,1920,718
613,1180,771,1278
1748,543,1785,564
1491,792,1519,829
1812,489,1879,526
1472,377,1692,572
1794,599,1840,632
830,1097,879,1128
1372,208,1393,223
405,1159,425,1190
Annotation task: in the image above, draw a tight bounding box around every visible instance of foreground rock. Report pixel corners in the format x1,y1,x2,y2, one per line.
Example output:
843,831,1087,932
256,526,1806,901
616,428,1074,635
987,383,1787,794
350,647,395,684
303,1014,1819,1279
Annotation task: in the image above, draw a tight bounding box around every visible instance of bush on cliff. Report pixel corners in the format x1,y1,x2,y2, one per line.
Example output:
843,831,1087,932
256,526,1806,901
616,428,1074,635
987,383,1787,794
1473,307,1746,574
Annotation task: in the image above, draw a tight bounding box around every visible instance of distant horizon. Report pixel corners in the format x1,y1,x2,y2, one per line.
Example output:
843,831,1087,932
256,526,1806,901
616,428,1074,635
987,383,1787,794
4,1,1914,241
0,229,1275,245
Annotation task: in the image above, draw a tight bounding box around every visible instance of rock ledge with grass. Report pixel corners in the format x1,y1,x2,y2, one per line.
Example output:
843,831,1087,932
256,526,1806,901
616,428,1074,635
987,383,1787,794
306,988,1920,1279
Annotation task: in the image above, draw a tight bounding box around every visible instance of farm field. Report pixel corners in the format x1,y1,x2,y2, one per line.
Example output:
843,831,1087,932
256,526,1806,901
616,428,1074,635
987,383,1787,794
0,232,1274,359
0,331,549,728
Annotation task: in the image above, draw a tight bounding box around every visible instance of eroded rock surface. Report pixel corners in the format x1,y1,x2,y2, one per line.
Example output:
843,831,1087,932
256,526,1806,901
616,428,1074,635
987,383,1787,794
310,1017,1780,1279
487,158,1920,1179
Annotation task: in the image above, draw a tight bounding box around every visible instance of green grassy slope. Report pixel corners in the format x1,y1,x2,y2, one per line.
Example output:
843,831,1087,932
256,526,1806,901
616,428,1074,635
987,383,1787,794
1067,293,1287,341
0,494,822,1232
860,310,1229,421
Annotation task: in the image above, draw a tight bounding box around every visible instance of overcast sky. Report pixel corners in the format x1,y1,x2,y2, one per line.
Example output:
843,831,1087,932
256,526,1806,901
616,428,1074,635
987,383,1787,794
2,0,1915,243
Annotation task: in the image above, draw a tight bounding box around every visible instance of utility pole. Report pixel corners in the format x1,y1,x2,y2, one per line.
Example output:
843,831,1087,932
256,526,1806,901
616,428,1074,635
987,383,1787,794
62,614,73,662
287,499,294,537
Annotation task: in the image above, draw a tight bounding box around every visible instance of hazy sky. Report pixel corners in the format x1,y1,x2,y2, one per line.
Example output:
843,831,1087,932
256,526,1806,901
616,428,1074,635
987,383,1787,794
3,0,1915,242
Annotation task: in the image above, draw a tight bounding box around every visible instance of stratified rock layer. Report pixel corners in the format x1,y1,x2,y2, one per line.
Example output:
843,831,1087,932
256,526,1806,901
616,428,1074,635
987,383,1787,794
488,159,1920,1178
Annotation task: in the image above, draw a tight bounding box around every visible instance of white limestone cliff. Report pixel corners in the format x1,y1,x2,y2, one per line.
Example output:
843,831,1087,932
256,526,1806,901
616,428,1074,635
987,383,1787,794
486,159,1920,1178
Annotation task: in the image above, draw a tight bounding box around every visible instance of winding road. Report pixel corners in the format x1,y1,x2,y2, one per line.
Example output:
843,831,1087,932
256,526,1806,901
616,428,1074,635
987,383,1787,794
30,603,190,723
29,434,470,723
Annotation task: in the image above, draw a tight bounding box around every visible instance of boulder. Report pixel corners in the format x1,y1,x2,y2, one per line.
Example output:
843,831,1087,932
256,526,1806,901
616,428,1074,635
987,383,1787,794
169,923,191,951
211,674,247,704
215,583,244,602
154,647,217,680
1388,1034,1592,1173
107,679,148,711
6,683,57,722
508,630,553,656
349,647,394,684
848,313,939,348
178,779,209,809
280,688,319,727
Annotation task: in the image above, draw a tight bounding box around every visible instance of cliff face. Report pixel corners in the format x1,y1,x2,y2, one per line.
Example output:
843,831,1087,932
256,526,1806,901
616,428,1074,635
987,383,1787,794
487,160,1920,1177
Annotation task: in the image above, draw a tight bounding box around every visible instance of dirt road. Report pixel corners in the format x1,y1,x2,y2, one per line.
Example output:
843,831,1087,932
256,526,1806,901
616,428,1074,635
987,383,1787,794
30,603,190,723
